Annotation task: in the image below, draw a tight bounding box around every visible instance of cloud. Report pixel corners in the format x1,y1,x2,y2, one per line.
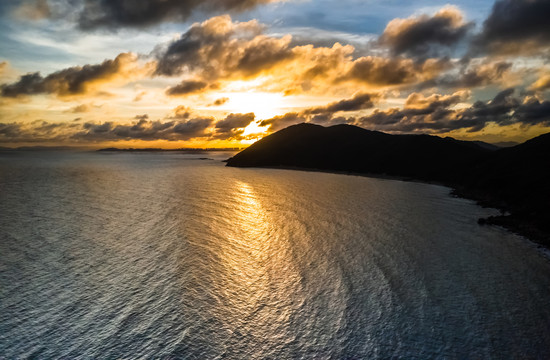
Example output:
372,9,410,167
154,16,451,96
166,80,209,96
259,112,306,132
404,91,470,110
81,0,280,29
417,60,513,90
0,120,80,143
14,0,51,20
304,92,381,115
210,97,229,106
235,35,295,76
514,97,550,126
339,56,450,87
0,123,24,139
380,6,472,58
16,0,280,29
215,112,255,131
1,72,44,98
5,15,456,103
67,103,95,113
1,53,148,98
256,88,549,136
170,105,192,120
74,117,214,141
473,0,550,54
2,8,549,147
451,88,519,130
155,16,292,80
450,61,512,88
0,111,268,143
355,88,550,133
133,91,147,102
530,73,550,92
171,118,214,138
213,112,255,139
257,92,382,131
0,116,218,143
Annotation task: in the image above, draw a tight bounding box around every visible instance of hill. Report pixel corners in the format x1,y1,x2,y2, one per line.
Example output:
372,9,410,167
227,123,493,182
227,123,550,246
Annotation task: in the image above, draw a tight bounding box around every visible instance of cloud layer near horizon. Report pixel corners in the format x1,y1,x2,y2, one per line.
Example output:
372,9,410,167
1,0,549,146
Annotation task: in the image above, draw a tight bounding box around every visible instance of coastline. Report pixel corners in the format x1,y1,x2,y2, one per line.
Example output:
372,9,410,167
228,163,550,254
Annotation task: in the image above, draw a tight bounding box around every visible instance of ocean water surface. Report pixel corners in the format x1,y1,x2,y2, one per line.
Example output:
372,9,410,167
1,151,549,359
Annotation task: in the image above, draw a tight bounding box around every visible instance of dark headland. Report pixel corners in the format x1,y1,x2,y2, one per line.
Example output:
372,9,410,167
226,123,550,247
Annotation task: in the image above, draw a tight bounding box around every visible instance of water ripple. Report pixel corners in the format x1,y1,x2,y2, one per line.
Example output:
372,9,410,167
1,152,550,358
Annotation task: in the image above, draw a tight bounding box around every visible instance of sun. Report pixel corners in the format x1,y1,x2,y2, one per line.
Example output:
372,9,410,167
216,91,286,120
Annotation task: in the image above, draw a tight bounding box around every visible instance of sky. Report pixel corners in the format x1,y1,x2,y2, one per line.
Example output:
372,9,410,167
0,0,549,148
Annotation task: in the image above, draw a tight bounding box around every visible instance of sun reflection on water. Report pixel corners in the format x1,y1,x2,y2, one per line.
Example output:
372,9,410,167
209,180,305,345
222,181,272,287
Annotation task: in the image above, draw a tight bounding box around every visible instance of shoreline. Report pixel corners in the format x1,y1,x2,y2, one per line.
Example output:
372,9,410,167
228,163,550,254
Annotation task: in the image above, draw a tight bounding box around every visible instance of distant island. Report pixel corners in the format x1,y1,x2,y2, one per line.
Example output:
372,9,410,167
98,147,243,152
0,146,243,152
226,123,550,247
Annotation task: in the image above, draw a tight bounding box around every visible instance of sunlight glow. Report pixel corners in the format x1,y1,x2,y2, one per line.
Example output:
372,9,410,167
242,121,269,137
217,92,286,119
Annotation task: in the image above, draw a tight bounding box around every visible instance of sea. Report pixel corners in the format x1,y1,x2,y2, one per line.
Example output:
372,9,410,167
1,151,549,359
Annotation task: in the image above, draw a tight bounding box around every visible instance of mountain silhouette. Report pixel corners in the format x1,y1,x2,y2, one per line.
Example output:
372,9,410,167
227,123,550,245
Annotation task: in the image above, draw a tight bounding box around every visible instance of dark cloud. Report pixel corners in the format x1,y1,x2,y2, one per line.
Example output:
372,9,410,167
213,112,255,139
154,15,292,82
0,116,217,143
18,0,277,29
210,97,229,106
72,113,257,142
3,15,458,102
170,106,192,120
172,117,213,137
260,92,379,131
166,80,208,96
304,92,381,115
474,0,550,54
452,61,512,88
0,112,291,143
356,88,545,133
340,56,450,87
68,103,94,113
514,98,550,126
259,112,306,132
451,88,519,131
405,91,469,110
417,61,513,90
134,114,149,121
342,57,416,85
83,0,278,29
0,120,80,143
254,88,547,136
75,117,213,141
1,72,45,97
215,113,255,132
235,36,295,76
1,53,140,97
380,6,472,58
0,122,24,139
